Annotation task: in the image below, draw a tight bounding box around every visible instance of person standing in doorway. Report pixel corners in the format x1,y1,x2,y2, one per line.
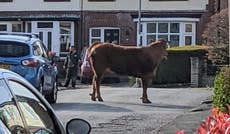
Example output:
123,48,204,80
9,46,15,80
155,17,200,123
63,46,80,88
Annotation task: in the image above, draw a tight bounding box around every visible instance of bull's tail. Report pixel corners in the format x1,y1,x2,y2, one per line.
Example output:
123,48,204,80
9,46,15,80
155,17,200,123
87,41,101,58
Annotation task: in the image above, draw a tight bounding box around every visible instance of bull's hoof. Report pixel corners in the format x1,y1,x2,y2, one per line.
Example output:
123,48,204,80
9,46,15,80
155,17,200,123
91,96,96,101
97,97,104,102
142,98,152,103
90,94,96,101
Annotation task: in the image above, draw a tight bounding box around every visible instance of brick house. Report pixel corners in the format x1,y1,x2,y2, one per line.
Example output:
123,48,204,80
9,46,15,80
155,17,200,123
82,0,209,48
0,0,82,59
0,0,220,58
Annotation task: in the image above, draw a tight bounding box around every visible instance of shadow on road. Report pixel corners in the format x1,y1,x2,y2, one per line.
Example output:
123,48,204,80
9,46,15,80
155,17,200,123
104,101,195,110
52,102,133,112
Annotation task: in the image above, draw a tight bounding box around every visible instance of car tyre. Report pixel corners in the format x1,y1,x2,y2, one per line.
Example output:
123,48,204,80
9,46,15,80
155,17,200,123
45,79,57,103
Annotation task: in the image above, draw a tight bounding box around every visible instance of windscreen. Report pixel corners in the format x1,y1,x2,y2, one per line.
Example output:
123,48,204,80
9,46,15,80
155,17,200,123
0,41,29,57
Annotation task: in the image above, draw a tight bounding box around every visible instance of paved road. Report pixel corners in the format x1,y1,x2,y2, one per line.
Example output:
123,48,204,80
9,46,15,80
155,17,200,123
52,83,212,134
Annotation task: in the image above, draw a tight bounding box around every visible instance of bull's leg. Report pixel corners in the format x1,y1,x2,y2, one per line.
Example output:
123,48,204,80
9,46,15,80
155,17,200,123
141,77,152,103
90,75,97,101
95,74,103,102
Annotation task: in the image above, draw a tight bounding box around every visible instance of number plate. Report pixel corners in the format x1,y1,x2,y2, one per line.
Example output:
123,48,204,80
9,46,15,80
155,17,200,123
0,64,11,70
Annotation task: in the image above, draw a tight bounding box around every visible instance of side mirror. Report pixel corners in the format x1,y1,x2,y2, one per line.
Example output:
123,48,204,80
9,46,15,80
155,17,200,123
66,118,91,134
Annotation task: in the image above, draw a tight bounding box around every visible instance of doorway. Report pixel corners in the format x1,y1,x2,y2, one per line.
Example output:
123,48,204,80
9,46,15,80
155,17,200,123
37,29,53,51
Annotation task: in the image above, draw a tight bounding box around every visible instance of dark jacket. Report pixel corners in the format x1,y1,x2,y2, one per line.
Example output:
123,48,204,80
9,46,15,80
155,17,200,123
64,51,79,68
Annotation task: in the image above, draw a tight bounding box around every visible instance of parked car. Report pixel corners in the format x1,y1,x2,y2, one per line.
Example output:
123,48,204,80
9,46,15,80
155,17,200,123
0,68,91,134
0,32,58,103
79,48,120,83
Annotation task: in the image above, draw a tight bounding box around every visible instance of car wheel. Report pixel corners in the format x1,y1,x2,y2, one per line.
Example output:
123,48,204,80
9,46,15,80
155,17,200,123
45,80,57,103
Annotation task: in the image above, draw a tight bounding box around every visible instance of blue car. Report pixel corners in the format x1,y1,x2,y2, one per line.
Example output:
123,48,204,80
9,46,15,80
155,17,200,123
0,32,58,103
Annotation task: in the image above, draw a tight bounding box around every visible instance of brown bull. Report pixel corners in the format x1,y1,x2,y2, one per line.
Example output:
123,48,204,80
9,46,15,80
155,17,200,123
88,39,168,103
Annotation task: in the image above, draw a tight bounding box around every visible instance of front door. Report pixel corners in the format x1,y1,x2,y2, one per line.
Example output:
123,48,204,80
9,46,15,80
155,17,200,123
37,29,53,51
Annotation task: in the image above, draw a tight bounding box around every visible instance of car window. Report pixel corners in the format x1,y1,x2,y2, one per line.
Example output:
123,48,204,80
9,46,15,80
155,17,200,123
0,41,29,57
33,41,48,58
33,44,43,56
8,80,57,134
0,79,26,134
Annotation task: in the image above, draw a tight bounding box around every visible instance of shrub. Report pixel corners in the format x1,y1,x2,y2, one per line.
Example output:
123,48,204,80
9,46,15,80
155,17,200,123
202,9,229,65
213,67,230,112
197,107,230,134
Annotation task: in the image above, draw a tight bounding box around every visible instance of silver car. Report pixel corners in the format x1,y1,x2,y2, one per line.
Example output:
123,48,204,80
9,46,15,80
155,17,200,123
0,68,91,134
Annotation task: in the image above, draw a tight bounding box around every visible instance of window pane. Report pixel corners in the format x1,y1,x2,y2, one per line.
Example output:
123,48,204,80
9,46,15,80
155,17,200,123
33,44,42,56
37,22,53,28
147,23,156,33
185,24,192,32
0,80,26,134
9,81,57,134
60,22,71,34
170,35,179,47
147,35,156,43
48,32,52,51
0,105,26,133
91,39,101,44
12,24,22,32
60,35,71,52
0,80,13,106
0,24,7,31
0,41,29,57
92,29,101,37
158,35,168,41
170,23,179,33
185,36,192,45
26,23,31,33
158,23,168,33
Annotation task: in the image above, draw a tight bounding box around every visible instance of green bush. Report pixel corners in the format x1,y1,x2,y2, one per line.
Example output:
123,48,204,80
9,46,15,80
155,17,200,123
212,66,230,112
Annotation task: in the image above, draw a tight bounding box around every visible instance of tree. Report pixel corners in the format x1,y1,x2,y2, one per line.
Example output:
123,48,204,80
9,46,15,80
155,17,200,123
203,9,229,65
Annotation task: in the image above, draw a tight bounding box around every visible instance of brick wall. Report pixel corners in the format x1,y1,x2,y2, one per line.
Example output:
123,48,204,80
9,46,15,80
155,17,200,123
83,11,137,46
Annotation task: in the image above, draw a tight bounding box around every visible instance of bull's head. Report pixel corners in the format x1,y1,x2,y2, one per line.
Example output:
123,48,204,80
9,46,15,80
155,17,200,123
157,39,168,60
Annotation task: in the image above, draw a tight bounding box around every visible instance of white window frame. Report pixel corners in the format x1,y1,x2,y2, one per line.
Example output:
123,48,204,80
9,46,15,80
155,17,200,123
0,22,23,32
59,21,74,57
133,18,199,47
89,27,120,45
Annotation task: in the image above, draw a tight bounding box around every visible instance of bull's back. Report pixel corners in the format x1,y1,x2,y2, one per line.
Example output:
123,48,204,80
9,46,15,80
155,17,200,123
90,44,156,77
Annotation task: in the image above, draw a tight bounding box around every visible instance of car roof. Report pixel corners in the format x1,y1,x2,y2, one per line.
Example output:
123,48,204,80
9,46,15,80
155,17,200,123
0,34,38,44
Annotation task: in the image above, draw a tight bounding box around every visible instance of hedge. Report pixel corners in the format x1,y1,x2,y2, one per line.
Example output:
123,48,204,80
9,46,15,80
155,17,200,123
153,45,208,85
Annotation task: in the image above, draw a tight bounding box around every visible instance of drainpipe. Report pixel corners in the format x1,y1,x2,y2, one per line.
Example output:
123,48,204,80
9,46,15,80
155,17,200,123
80,0,84,50
135,0,142,88
137,0,142,47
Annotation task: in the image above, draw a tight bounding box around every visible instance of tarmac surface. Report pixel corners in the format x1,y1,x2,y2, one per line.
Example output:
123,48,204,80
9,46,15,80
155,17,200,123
57,79,213,134
154,96,212,134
